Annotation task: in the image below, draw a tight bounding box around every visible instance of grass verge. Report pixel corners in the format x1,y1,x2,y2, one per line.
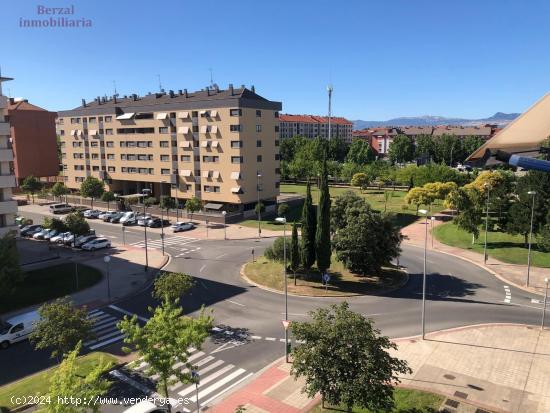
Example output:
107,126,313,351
243,255,406,296
434,222,550,268
0,352,117,412
0,263,103,314
308,388,444,412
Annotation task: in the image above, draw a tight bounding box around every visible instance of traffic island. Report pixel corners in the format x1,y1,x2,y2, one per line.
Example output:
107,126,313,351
242,256,407,297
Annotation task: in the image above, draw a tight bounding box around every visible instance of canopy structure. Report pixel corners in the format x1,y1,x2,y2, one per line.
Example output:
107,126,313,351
204,203,223,210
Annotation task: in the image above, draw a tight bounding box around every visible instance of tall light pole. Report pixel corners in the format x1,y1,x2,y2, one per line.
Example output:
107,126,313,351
142,188,151,272
159,181,165,256
419,209,429,339
257,172,262,238
483,184,491,264
430,216,435,248
526,190,537,287
276,216,288,362
222,211,227,240
542,278,549,330
327,84,333,141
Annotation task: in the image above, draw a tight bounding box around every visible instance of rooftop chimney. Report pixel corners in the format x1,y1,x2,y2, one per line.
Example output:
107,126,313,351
81,99,87,107
97,96,101,104
169,90,174,98
132,94,138,101
229,83,234,95
241,84,245,89
251,85,255,93
184,89,188,98
113,95,117,104
206,86,210,96
178,89,183,95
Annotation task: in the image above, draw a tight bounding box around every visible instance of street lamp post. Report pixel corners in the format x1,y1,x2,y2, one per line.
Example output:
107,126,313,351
527,191,537,287
104,255,111,302
483,184,490,264
160,181,165,256
430,216,435,248
419,209,429,339
222,211,227,240
542,278,549,330
142,188,151,272
276,217,288,362
257,172,262,238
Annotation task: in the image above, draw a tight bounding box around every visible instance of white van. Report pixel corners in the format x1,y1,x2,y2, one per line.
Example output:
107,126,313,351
0,311,40,349
49,203,73,214
119,211,137,225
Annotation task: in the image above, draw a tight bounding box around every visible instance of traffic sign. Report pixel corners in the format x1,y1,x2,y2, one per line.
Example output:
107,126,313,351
322,273,330,284
282,320,291,329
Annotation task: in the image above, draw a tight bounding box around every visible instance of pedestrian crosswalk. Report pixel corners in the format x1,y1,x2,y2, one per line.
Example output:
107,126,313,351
84,308,126,350
128,347,253,411
131,236,199,256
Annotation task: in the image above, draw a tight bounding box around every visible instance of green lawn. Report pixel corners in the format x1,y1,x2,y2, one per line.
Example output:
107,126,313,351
0,263,102,314
240,184,443,231
0,352,116,412
308,388,444,412
434,222,550,268
244,255,405,296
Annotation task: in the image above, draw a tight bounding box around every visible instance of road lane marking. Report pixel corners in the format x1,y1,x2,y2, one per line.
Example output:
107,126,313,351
251,335,262,340
215,253,227,259
178,364,234,397
200,264,206,273
202,372,254,407
197,368,247,400
108,304,149,322
265,337,276,341
226,300,245,307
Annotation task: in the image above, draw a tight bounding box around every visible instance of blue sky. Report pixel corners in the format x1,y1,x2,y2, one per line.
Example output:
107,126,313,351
2,0,550,120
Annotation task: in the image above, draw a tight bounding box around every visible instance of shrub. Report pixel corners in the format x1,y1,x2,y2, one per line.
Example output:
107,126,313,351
264,237,289,262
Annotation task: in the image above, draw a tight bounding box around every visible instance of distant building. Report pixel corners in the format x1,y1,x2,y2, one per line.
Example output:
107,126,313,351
0,76,18,236
8,98,59,184
431,125,494,139
279,114,353,142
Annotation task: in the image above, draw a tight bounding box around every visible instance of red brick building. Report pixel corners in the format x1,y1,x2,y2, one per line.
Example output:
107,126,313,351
8,98,59,184
279,114,353,142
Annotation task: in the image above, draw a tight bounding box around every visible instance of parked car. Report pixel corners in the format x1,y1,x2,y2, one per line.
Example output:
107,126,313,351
83,209,102,219
74,234,97,248
32,228,51,240
50,231,73,243
107,212,125,223
49,203,73,214
20,225,43,237
100,211,118,222
0,311,40,349
147,218,170,228
120,212,137,226
171,222,195,232
62,233,76,245
42,229,60,241
81,238,111,251
137,214,152,226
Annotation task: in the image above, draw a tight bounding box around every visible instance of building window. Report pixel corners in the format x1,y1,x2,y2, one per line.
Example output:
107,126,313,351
274,111,279,118
160,141,169,148
256,125,262,133
107,154,114,160
161,168,170,175
257,155,262,162
59,119,64,125
159,127,169,134
231,156,243,164
138,168,149,174
274,126,280,132
202,156,219,163
203,185,220,193
106,141,114,147
275,168,281,174
160,155,170,162
256,140,262,147
89,117,97,123
275,140,280,146
105,116,112,122
275,154,280,160
70,118,81,124
192,111,198,118
60,130,65,136
106,129,113,135
92,166,100,171
230,109,242,117
91,141,98,147
108,166,115,172
256,110,262,117
92,153,99,159
231,141,243,149
180,155,191,162
230,125,241,132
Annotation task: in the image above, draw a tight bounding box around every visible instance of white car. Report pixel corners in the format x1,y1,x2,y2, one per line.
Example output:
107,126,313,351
74,234,97,247
137,214,152,226
50,231,73,243
0,311,40,349
81,238,111,251
120,211,137,225
83,209,101,219
171,222,195,232
98,211,113,220
32,228,51,240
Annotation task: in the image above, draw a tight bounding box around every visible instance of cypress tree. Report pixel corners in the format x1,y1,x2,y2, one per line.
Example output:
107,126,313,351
316,151,331,273
290,222,300,285
301,181,316,270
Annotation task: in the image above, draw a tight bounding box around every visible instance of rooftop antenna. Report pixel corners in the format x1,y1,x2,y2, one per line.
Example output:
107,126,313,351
113,80,118,96
157,74,163,92
327,83,333,141
209,67,214,88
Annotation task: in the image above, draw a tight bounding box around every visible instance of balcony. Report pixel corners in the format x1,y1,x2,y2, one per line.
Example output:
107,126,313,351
0,174,15,188
0,122,10,136
0,200,17,215
0,148,13,162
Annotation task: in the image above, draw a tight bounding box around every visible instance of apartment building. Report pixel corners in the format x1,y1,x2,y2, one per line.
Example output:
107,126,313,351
0,76,18,236
57,85,282,212
8,98,59,184
279,114,353,142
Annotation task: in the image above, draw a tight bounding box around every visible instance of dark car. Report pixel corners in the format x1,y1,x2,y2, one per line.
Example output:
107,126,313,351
147,218,170,228
20,224,43,237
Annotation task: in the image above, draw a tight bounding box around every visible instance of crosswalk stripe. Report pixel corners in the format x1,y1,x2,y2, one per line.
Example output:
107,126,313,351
85,329,122,346
178,364,234,397
91,317,117,329
169,356,216,391
92,322,118,334
197,368,247,400
87,310,102,318
89,334,125,350
89,313,111,322
202,372,254,407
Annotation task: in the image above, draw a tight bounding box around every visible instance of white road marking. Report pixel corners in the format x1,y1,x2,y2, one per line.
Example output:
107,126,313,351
200,264,206,273
197,368,247,399
201,372,254,407
265,337,276,341
108,304,149,322
89,334,125,350
226,300,245,307
251,335,262,340
178,364,234,397
215,253,227,259
532,299,542,304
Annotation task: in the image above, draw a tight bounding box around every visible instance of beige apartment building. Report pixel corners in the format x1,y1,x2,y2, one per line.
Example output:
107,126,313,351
0,75,18,235
57,85,282,213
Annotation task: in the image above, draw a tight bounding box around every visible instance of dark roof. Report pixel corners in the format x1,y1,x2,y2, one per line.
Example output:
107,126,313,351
8,99,51,112
58,86,282,116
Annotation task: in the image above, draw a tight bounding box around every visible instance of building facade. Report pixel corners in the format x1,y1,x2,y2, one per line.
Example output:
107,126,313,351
279,114,353,142
0,76,18,236
57,85,282,212
8,98,59,184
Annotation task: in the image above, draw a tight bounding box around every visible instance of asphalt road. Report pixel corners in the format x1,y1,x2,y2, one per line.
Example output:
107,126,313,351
3,206,546,412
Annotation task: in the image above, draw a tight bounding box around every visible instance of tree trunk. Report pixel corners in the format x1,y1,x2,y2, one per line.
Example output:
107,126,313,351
294,271,297,286
472,233,475,245
347,404,352,413
524,233,529,248
163,380,171,412
91,198,94,210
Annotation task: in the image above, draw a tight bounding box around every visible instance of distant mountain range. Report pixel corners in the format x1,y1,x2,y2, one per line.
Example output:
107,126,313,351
352,112,520,130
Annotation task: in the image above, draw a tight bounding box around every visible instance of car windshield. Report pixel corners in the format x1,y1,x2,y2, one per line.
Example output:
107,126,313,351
0,320,12,335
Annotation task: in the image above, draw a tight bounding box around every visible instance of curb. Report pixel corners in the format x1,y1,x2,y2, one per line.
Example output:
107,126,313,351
240,262,409,298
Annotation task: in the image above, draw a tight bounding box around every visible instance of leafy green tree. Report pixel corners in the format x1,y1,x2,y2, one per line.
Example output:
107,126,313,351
350,172,369,190
388,134,415,164
0,233,23,300
30,297,94,359
143,196,157,207
43,342,111,413
445,187,483,244
340,162,364,182
153,272,195,303
327,137,350,162
277,203,289,218
160,196,177,216
290,222,300,284
333,202,401,274
300,182,316,270
51,182,70,203
291,302,411,412
331,190,365,232
433,134,466,166
101,190,116,211
315,154,331,273
345,139,375,164
79,177,105,210
462,135,486,157
414,134,435,161
21,175,43,204
43,217,68,233
118,301,213,402
264,236,288,262
185,196,202,221
506,196,535,247
404,187,433,214
64,212,91,238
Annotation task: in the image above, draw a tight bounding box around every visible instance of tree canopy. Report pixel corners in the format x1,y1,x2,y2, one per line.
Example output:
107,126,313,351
0,233,23,300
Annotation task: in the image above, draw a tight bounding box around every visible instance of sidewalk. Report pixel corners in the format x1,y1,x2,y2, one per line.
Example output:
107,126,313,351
401,214,550,294
209,325,550,413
